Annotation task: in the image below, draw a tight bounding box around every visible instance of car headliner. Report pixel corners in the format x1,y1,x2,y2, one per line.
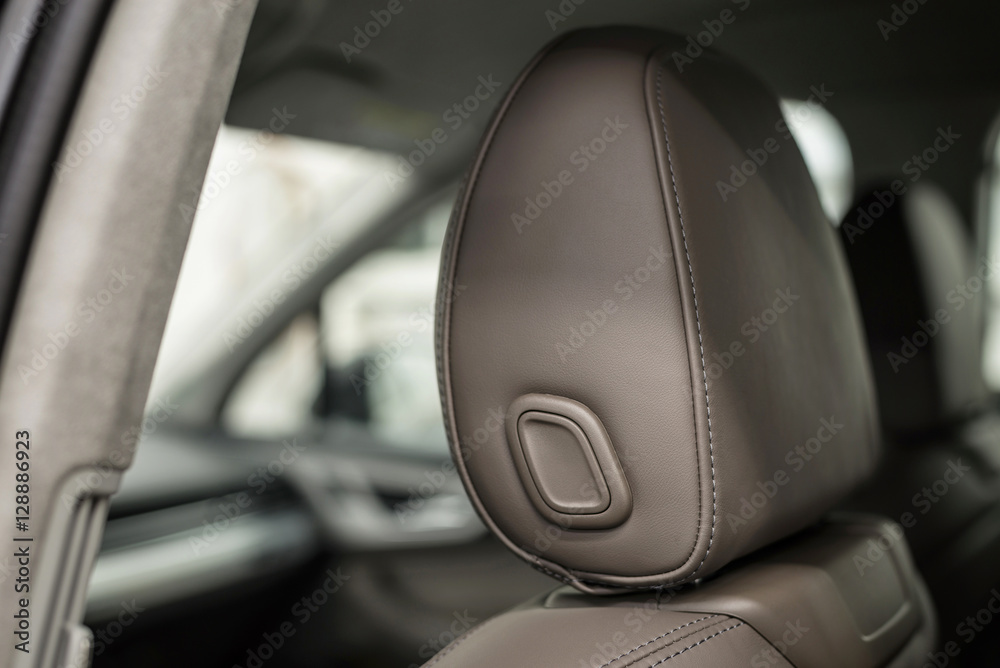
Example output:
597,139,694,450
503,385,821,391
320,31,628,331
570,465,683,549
225,0,1000,222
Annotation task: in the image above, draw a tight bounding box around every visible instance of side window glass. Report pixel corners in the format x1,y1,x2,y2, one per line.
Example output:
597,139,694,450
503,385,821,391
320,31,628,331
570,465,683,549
223,198,452,453
223,313,322,439
317,199,450,452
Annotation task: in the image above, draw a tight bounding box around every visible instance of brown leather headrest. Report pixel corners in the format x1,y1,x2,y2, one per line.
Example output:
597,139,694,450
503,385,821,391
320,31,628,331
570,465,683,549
436,27,879,593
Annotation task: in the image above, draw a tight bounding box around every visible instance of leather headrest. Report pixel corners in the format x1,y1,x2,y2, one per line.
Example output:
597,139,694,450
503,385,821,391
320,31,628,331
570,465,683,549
437,28,879,593
840,181,988,437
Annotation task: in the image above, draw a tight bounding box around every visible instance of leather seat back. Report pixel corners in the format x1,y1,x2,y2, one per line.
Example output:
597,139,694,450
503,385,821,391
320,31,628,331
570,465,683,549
840,181,988,437
842,182,1000,664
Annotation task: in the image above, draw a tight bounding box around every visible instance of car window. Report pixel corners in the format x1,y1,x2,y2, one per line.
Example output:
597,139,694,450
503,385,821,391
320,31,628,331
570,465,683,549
319,199,451,450
222,199,453,453
145,124,399,405
223,312,323,438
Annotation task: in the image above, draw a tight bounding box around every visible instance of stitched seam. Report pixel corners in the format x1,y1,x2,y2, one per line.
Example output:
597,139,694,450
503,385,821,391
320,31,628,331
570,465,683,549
654,64,717,583
595,615,719,668
646,622,745,667
619,622,727,668
646,56,702,574
529,562,673,592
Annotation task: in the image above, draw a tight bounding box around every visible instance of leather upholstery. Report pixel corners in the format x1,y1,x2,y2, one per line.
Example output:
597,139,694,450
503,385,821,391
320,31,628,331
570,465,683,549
842,182,1000,662
425,606,787,668
436,27,879,592
423,516,936,668
848,422,1000,660
839,181,988,437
